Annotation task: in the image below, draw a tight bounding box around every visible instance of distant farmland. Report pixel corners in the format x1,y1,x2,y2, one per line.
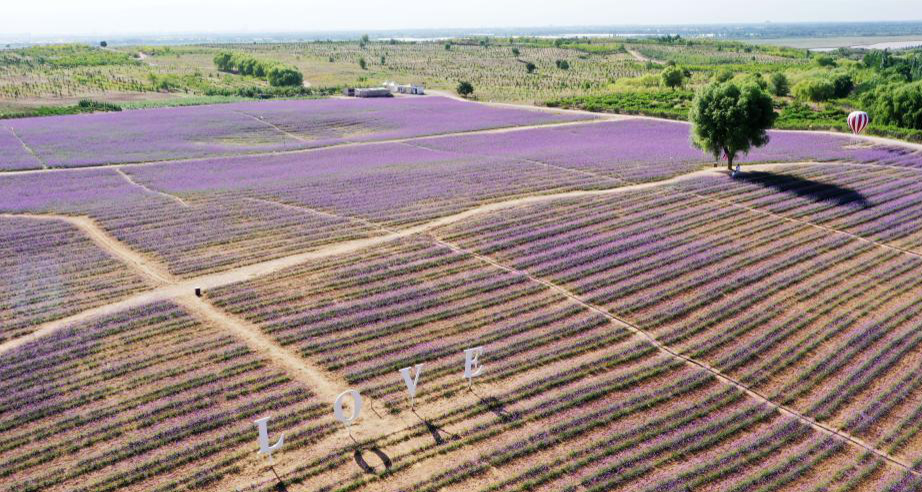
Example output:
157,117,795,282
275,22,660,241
3,95,922,492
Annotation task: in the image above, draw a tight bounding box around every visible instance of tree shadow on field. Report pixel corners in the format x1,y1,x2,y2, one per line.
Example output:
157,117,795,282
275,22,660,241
735,171,869,207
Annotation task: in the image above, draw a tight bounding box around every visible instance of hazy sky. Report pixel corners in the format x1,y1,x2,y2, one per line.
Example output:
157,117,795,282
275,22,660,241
3,0,919,36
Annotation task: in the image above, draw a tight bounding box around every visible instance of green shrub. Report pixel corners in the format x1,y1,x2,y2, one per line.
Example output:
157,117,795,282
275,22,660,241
831,73,854,98
456,81,474,97
715,69,734,83
267,66,303,87
661,65,685,90
770,73,790,96
815,55,837,67
793,78,835,102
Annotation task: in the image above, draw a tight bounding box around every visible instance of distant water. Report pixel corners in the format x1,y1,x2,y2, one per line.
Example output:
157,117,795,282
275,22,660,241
811,39,922,52
855,40,922,50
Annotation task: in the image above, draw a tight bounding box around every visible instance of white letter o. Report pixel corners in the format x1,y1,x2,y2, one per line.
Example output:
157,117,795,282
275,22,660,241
333,390,363,425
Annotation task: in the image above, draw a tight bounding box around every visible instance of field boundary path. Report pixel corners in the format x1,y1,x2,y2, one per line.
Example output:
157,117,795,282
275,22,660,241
175,294,352,405
231,109,310,143
626,48,663,64
0,212,175,284
0,117,620,176
5,157,922,483
115,168,190,207
5,126,46,169
3,97,920,178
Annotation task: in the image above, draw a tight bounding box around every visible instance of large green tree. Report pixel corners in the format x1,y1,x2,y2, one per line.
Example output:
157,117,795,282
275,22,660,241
689,82,777,171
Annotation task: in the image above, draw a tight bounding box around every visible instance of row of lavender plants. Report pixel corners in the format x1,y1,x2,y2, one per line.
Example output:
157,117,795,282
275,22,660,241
435,172,922,489
205,236,881,492
674,163,922,252
0,216,150,342
0,168,384,277
0,301,333,492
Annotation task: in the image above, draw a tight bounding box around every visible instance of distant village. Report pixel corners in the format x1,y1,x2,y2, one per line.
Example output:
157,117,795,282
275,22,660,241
343,81,425,97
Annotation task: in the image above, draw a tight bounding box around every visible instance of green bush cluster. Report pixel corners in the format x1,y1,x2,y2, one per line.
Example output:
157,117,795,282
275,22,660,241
0,99,121,119
792,74,853,102
203,85,337,98
863,81,922,130
212,52,303,87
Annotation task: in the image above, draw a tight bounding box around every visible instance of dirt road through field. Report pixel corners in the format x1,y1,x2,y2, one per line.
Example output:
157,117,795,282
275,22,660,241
5,159,922,484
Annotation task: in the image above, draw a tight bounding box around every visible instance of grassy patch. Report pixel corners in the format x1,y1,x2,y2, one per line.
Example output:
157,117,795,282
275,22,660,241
547,90,695,120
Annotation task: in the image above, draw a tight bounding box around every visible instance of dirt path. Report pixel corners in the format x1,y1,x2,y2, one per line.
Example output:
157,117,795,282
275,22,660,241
626,48,662,64
232,109,310,143
0,168,723,358
0,213,175,284
177,294,347,402
772,128,922,152
6,126,46,169
424,89,631,120
6,160,915,355
135,50,157,67
0,116,615,177
115,168,189,207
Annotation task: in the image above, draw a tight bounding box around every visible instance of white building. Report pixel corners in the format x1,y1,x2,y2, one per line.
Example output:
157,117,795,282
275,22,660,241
354,87,392,98
396,84,426,95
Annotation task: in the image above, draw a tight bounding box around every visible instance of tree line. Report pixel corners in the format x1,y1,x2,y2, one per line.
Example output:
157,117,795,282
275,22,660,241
213,52,304,87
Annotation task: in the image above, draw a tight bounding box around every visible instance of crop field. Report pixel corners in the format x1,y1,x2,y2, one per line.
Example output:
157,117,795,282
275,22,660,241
224,42,651,102
0,301,331,492
0,216,150,342
3,95,922,492
0,97,592,169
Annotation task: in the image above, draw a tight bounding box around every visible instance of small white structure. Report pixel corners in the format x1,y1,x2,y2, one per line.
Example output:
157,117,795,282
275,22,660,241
354,87,392,98
396,84,425,95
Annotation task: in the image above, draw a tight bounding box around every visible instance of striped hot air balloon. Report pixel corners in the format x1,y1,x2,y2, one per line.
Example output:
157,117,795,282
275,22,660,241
847,111,870,135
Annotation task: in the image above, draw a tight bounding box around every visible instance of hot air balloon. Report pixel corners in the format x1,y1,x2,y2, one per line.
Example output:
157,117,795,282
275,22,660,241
847,111,869,135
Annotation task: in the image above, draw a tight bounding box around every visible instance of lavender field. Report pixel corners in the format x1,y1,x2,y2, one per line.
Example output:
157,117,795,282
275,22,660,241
0,97,594,170
2,96,922,492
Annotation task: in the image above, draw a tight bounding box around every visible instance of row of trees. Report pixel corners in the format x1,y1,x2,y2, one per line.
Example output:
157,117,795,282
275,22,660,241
213,52,304,87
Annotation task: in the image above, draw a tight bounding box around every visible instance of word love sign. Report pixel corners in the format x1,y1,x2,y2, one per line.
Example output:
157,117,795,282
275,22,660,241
254,347,484,459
